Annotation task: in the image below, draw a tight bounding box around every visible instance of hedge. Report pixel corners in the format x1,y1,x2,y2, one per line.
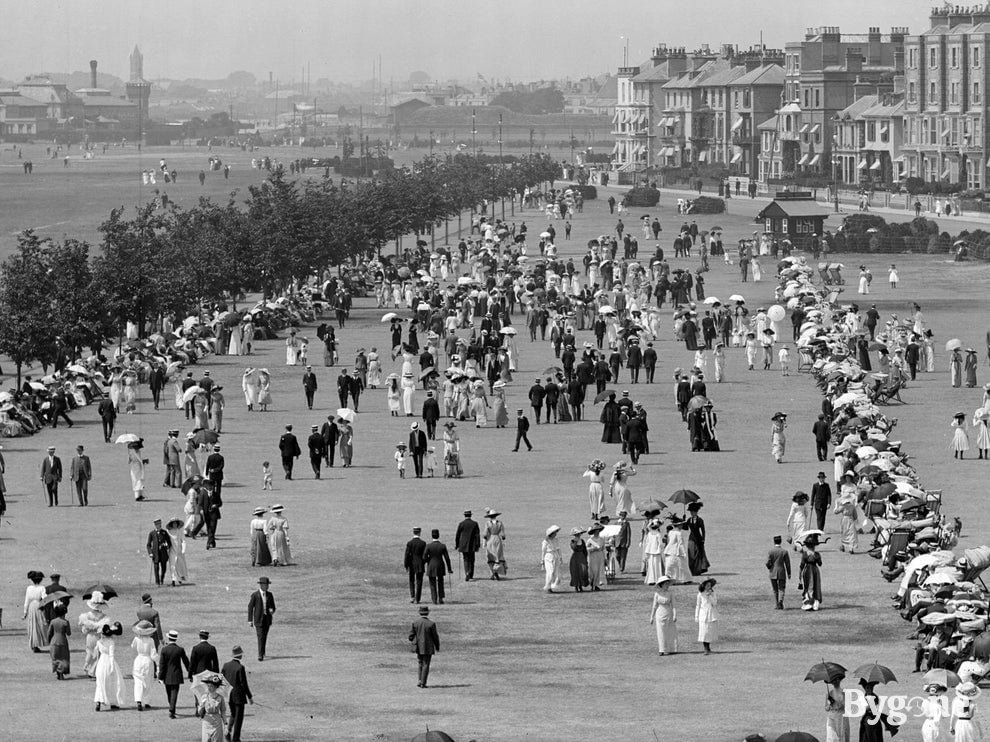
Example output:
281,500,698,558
568,184,597,200
691,196,725,214
622,186,661,207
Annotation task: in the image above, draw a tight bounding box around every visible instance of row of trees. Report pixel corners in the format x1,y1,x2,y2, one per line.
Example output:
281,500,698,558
0,154,560,382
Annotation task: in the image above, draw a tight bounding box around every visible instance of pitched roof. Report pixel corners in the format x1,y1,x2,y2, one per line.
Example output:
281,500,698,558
730,64,785,87
836,94,879,120
860,99,904,118
757,115,778,131
758,200,832,219
699,66,748,87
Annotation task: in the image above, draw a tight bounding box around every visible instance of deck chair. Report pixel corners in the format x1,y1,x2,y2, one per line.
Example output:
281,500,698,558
872,378,904,405
798,348,815,373
883,529,914,570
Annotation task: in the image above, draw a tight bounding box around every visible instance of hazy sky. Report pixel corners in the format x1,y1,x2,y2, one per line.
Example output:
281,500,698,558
0,0,932,84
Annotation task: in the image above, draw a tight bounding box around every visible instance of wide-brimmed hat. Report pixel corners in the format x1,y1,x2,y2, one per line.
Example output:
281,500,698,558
87,592,108,610
545,525,560,538
484,508,501,518
655,575,673,586
587,522,605,534
133,620,157,637
253,507,266,516
771,411,787,420
793,491,809,502
570,527,586,536
271,504,284,513
444,421,457,428
956,682,982,698
699,578,717,590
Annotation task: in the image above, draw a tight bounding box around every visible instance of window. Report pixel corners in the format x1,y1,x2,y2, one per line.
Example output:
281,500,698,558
908,81,917,103
951,82,959,104
815,88,821,108
929,116,938,144
975,82,982,103
804,88,810,108
951,117,959,146
921,117,929,144
952,47,958,68
881,123,890,143
867,121,876,141
781,218,789,233
765,218,773,232
975,47,981,68
794,56,800,72
930,48,937,68
734,91,740,107
975,118,983,145
930,81,938,103
909,48,917,68
743,89,751,108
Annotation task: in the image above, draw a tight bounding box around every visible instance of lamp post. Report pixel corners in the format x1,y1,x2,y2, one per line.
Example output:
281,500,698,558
472,109,477,156
831,155,840,213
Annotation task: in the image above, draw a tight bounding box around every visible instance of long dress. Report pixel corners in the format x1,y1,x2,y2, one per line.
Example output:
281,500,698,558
131,635,158,704
251,517,273,566
687,516,710,575
586,534,606,588
652,589,677,653
975,413,990,452
825,685,851,742
242,370,259,409
483,519,507,576
47,616,71,674
950,352,963,387
387,382,401,414
834,494,859,553
185,442,201,478
921,695,945,742
664,530,688,582
338,423,353,466
493,389,509,428
771,420,787,462
228,325,242,356
167,526,188,583
94,635,126,707
78,610,107,677
541,538,562,591
611,470,636,516
569,538,589,589
109,372,123,410
800,549,823,606
695,590,718,643
184,491,201,534
257,373,272,407
786,502,810,546
470,384,488,427
584,470,605,517
966,353,979,387
266,515,293,565
194,394,209,429
199,693,228,742
953,420,971,452
367,352,382,387
23,584,48,650
642,529,665,584
949,696,980,742
285,337,299,365
121,374,137,412
443,429,462,477
128,449,145,500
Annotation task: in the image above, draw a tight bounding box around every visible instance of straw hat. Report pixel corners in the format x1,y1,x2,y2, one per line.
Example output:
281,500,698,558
545,525,561,538
132,620,157,637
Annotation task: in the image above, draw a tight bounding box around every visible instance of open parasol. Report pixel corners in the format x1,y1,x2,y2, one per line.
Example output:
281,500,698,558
804,661,847,684
336,408,356,423
945,338,963,352
114,433,141,444
593,389,618,404
851,662,897,685
190,671,231,703
191,429,219,446
686,396,709,412
181,475,203,494
182,385,205,403
923,668,961,688
82,584,118,600
40,590,74,608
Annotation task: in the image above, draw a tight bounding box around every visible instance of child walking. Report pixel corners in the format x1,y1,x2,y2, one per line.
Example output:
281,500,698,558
426,446,438,477
394,443,408,478
952,412,970,459
778,345,791,376
262,461,273,490
888,264,898,289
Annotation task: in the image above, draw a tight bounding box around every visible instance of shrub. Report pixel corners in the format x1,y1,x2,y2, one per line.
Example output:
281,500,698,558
691,195,726,214
842,213,887,234
622,186,661,207
926,231,953,254
568,184,597,200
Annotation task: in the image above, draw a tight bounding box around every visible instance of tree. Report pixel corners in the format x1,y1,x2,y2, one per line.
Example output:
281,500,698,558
0,231,56,385
490,87,565,115
47,238,110,356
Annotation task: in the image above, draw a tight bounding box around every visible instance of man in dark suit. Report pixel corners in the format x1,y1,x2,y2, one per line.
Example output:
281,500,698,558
307,425,326,478
43,573,66,622
188,629,219,710
189,483,210,539
69,444,92,506
136,593,164,648
148,361,166,410
513,409,532,452
147,518,172,585
643,342,658,383
528,378,546,424
421,391,440,439
403,527,426,603
676,373,692,421
408,605,440,688
812,413,830,462
408,422,428,478
320,415,339,467
158,630,191,718
222,645,253,742
198,370,215,414
248,576,276,661
543,377,559,423
422,529,452,604
765,535,792,610
163,429,183,488
454,510,481,581
278,425,301,479
348,368,364,411
336,369,350,409
181,371,197,419
97,396,117,442
205,445,225,498
302,365,318,409
40,446,62,507
810,471,832,531
203,483,223,550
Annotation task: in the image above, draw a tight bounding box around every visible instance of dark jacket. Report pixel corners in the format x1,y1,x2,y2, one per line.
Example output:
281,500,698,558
422,540,452,576
307,432,327,459
516,414,530,433
205,453,224,482
222,658,252,704
454,518,481,553
147,527,172,562
158,642,190,684
136,604,164,647
188,640,219,678
766,546,792,580
302,371,318,391
528,384,546,407
409,429,428,454
248,589,276,626
404,536,427,572
409,616,440,656
278,433,301,459
422,397,440,423
812,420,830,443
811,481,832,512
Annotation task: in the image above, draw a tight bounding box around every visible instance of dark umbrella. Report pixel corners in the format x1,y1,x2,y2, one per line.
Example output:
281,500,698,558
774,734,820,742
868,483,897,501
868,341,886,351
639,500,667,517
542,366,564,377
804,661,847,684
972,630,990,660
40,590,73,608
181,475,204,494
593,389,618,404
419,368,439,381
670,489,701,505
82,584,118,600
411,731,456,742
514,234,526,243
222,313,242,328
851,662,897,684
192,429,219,446
686,396,709,412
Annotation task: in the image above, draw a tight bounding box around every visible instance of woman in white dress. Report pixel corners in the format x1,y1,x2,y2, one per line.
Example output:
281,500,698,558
694,578,719,654
541,526,562,593
257,369,272,412
121,370,138,413
184,489,201,536
242,318,255,355
228,323,242,356
858,266,870,295
786,491,811,548
23,570,48,652
953,412,971,459
921,683,947,742
974,407,990,459
285,331,299,365
94,622,126,711
610,462,636,517
664,524,689,583
131,620,159,710
949,682,981,742
386,375,401,415
127,440,147,502
367,348,382,388
825,676,851,742
78,593,108,677
401,372,416,416
166,519,188,585
641,519,666,585
184,435,201,479
241,368,258,411
583,460,606,519
649,575,677,655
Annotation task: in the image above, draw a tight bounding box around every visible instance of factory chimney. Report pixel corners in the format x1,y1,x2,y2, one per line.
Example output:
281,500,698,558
90,60,98,89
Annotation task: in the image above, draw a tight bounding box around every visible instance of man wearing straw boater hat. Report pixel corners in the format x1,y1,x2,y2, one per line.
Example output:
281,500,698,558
157,630,191,719
146,518,172,586
136,593,164,648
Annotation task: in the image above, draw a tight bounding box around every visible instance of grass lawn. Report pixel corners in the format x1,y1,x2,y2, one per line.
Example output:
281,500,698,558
1,147,990,741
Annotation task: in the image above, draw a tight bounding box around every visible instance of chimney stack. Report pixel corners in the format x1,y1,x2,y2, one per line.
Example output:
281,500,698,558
90,60,98,89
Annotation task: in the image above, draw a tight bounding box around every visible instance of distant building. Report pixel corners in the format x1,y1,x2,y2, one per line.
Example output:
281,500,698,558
125,45,152,139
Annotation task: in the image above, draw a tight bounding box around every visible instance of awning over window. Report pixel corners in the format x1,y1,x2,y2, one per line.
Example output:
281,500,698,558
942,127,951,138
731,117,744,132
941,167,951,178
880,125,889,136
698,151,708,162
611,111,620,124
870,161,881,170
893,155,906,163
611,143,620,155
809,154,821,166
858,158,868,169
810,124,821,134
798,153,810,166
730,152,743,163
799,124,810,134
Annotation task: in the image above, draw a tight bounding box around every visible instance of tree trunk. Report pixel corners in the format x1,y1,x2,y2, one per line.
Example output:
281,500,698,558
15,361,22,389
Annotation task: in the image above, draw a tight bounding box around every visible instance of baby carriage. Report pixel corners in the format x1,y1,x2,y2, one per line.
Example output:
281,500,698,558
443,449,462,479
600,523,622,583
828,263,844,285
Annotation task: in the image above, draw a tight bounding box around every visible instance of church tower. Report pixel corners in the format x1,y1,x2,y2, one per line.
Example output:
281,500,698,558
124,45,151,140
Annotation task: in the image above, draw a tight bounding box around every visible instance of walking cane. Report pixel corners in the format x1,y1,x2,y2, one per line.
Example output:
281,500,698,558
458,553,462,583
